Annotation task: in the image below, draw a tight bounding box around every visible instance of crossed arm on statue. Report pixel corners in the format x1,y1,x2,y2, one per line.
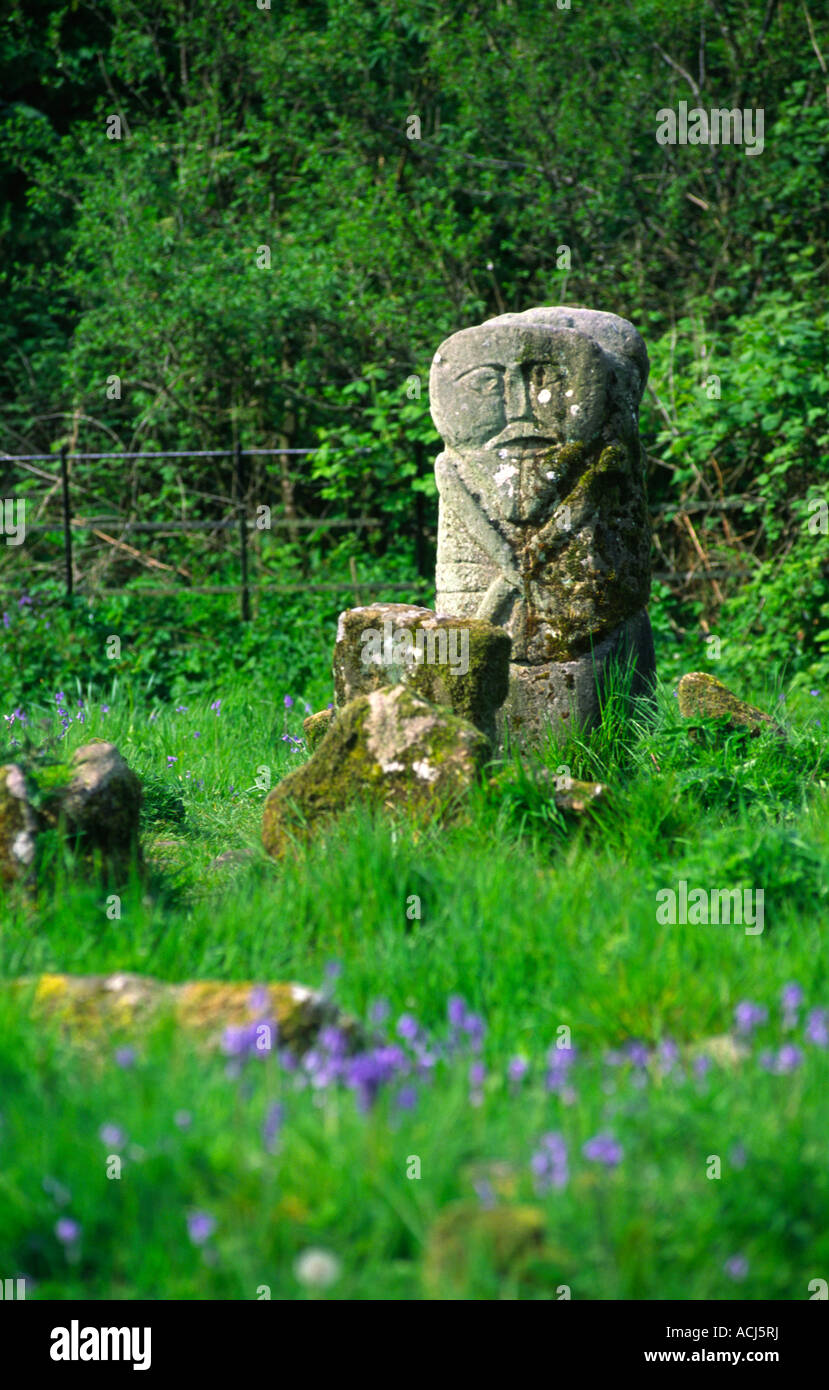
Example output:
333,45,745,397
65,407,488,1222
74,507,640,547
435,453,522,625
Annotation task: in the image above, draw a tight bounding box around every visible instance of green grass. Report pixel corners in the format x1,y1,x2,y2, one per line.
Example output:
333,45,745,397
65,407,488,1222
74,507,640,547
0,663,827,1299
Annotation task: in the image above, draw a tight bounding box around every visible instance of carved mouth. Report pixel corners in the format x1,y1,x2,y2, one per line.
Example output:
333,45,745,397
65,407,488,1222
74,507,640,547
488,433,557,453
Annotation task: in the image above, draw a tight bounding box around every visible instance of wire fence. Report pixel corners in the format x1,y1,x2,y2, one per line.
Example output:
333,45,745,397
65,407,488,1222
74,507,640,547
0,441,767,613
0,441,437,614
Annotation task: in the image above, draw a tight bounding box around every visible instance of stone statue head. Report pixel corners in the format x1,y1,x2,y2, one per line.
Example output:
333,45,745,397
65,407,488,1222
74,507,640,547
429,305,649,454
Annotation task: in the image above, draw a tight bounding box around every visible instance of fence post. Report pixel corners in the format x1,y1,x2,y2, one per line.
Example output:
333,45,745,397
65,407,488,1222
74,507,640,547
235,438,251,621
60,444,73,599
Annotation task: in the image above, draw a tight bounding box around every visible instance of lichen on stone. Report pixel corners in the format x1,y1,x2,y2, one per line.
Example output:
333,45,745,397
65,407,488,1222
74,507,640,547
263,684,490,859
6,972,362,1058
677,673,783,739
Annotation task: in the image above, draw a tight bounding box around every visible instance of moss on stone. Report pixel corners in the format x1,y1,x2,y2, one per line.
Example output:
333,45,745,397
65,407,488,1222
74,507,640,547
677,673,782,738
519,438,651,660
0,764,37,885
1,744,143,886
422,1202,547,1297
303,708,335,751
263,684,490,859
7,973,362,1058
333,605,511,743
401,619,510,744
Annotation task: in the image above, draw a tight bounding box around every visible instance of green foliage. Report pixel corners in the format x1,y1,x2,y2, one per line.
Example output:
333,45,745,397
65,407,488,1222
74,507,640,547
1,0,827,676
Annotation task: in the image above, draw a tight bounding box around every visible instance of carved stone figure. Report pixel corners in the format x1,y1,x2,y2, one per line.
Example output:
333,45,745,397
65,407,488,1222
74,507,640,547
429,305,656,740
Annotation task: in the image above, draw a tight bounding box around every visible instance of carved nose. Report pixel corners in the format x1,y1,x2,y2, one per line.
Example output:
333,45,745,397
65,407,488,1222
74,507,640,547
503,368,533,422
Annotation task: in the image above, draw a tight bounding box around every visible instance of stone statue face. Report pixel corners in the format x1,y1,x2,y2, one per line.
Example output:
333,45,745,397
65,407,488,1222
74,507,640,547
430,324,610,452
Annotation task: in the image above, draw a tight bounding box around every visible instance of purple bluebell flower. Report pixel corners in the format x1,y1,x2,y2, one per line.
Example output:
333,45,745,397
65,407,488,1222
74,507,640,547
724,1254,748,1280
447,995,467,1028
248,985,270,1016
221,1023,257,1057
369,998,390,1025
114,1046,136,1069
397,1013,419,1041
187,1211,216,1245
55,1218,81,1245
463,1012,486,1051
782,982,803,1030
263,1102,285,1153
396,1085,418,1111
414,1047,437,1077
98,1124,125,1149
583,1133,623,1167
284,695,294,709
805,1009,828,1047
507,1055,529,1085
346,1045,407,1112
531,1131,568,1193
774,1044,803,1074
545,1043,577,1092
734,1001,767,1035
221,1018,276,1060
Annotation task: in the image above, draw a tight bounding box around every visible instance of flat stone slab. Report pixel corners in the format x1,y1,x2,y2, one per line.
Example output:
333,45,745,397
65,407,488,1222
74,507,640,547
6,973,361,1056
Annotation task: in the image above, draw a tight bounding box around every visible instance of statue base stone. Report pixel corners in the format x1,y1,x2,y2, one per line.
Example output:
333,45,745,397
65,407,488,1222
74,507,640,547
496,608,656,747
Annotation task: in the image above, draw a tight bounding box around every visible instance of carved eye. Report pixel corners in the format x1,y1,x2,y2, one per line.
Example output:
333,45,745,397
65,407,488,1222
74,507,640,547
531,365,563,396
458,367,502,396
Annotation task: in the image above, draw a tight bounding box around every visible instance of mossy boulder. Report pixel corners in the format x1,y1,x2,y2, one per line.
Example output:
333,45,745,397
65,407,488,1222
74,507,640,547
0,764,38,884
333,603,511,745
547,776,608,815
677,673,782,738
422,1203,547,1297
263,683,490,859
303,708,334,751
488,764,609,817
0,742,142,885
47,742,142,861
8,973,361,1057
